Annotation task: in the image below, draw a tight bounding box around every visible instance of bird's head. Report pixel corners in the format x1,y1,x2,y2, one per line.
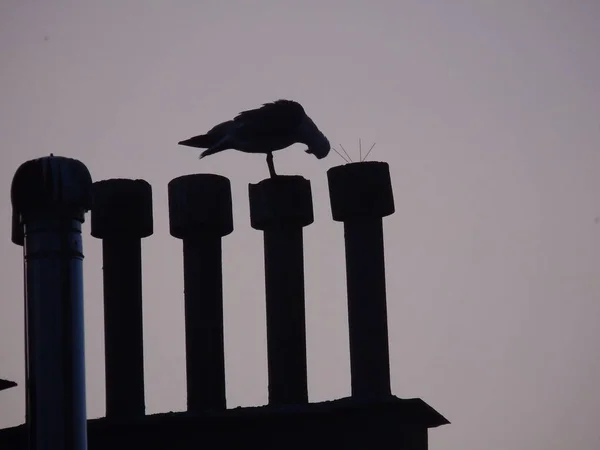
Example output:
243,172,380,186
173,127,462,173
305,135,330,160
298,115,331,160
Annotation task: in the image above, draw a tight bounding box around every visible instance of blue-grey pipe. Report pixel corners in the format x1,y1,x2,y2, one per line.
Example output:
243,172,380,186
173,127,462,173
11,155,92,450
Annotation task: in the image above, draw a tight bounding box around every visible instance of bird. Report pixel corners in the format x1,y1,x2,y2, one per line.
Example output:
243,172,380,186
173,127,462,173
178,99,330,178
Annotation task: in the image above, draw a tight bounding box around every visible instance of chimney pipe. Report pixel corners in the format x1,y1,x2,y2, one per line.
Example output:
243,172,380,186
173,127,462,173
168,174,233,412
249,176,313,406
11,155,92,450
327,162,395,399
91,179,153,418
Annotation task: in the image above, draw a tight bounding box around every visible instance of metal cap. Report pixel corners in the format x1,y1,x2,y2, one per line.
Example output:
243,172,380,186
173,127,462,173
168,174,233,239
249,176,314,230
327,162,395,222
91,179,154,239
11,155,93,245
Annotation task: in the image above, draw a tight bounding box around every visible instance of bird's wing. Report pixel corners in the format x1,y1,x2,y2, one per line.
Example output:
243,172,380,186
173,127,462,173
233,100,306,140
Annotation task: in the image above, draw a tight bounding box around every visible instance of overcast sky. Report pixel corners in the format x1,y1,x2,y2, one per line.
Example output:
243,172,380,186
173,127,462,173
1,1,600,449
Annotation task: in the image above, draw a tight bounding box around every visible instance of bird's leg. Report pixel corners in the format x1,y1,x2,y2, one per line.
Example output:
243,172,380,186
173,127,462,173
266,152,277,178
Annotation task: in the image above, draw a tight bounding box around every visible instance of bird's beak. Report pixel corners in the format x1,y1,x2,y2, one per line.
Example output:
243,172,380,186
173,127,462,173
306,147,329,159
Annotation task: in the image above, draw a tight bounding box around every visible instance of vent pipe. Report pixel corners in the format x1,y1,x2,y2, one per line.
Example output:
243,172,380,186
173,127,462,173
91,179,153,418
11,155,92,450
168,174,233,411
327,162,395,399
249,176,313,405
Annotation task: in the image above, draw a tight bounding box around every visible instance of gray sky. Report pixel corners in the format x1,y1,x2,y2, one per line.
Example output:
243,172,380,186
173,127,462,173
2,1,600,449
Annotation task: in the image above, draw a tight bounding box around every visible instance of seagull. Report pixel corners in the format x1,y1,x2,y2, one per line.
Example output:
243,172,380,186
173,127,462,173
178,99,330,178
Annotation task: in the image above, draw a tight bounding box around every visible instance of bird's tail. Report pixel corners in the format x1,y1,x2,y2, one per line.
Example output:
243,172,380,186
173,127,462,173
178,120,235,159
178,134,215,149
199,145,226,159
178,133,231,159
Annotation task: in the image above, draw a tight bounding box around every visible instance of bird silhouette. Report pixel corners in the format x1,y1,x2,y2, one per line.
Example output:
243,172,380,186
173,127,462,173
178,100,330,178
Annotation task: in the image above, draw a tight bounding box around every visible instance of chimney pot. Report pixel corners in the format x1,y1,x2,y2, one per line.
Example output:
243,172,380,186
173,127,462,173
169,174,233,239
327,161,394,222
91,179,153,239
249,175,314,229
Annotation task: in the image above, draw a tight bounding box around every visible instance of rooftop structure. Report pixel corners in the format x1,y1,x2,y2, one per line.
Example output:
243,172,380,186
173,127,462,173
1,155,449,449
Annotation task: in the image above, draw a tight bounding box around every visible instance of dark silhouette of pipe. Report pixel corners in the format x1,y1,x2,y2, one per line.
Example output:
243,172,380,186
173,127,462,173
168,174,233,412
249,176,313,406
327,162,395,399
91,179,153,418
11,155,92,450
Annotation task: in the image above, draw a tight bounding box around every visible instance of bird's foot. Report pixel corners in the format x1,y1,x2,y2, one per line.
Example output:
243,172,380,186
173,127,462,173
266,152,277,178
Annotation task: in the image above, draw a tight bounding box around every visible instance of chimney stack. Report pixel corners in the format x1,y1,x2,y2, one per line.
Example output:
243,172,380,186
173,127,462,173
249,176,313,406
11,155,92,450
91,179,153,418
168,174,233,412
327,162,395,399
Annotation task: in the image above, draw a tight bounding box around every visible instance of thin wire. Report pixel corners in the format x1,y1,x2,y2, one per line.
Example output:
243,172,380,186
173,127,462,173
331,146,350,163
361,142,377,161
339,144,353,162
359,138,362,162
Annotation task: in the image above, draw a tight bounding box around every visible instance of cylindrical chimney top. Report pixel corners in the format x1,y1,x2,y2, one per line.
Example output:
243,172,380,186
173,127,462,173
169,174,234,239
249,175,314,229
91,179,153,239
327,161,394,222
11,155,92,234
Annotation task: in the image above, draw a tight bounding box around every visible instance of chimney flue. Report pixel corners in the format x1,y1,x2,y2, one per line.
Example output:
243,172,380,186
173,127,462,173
327,162,395,399
168,174,233,412
11,155,92,450
249,176,313,406
91,178,153,418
